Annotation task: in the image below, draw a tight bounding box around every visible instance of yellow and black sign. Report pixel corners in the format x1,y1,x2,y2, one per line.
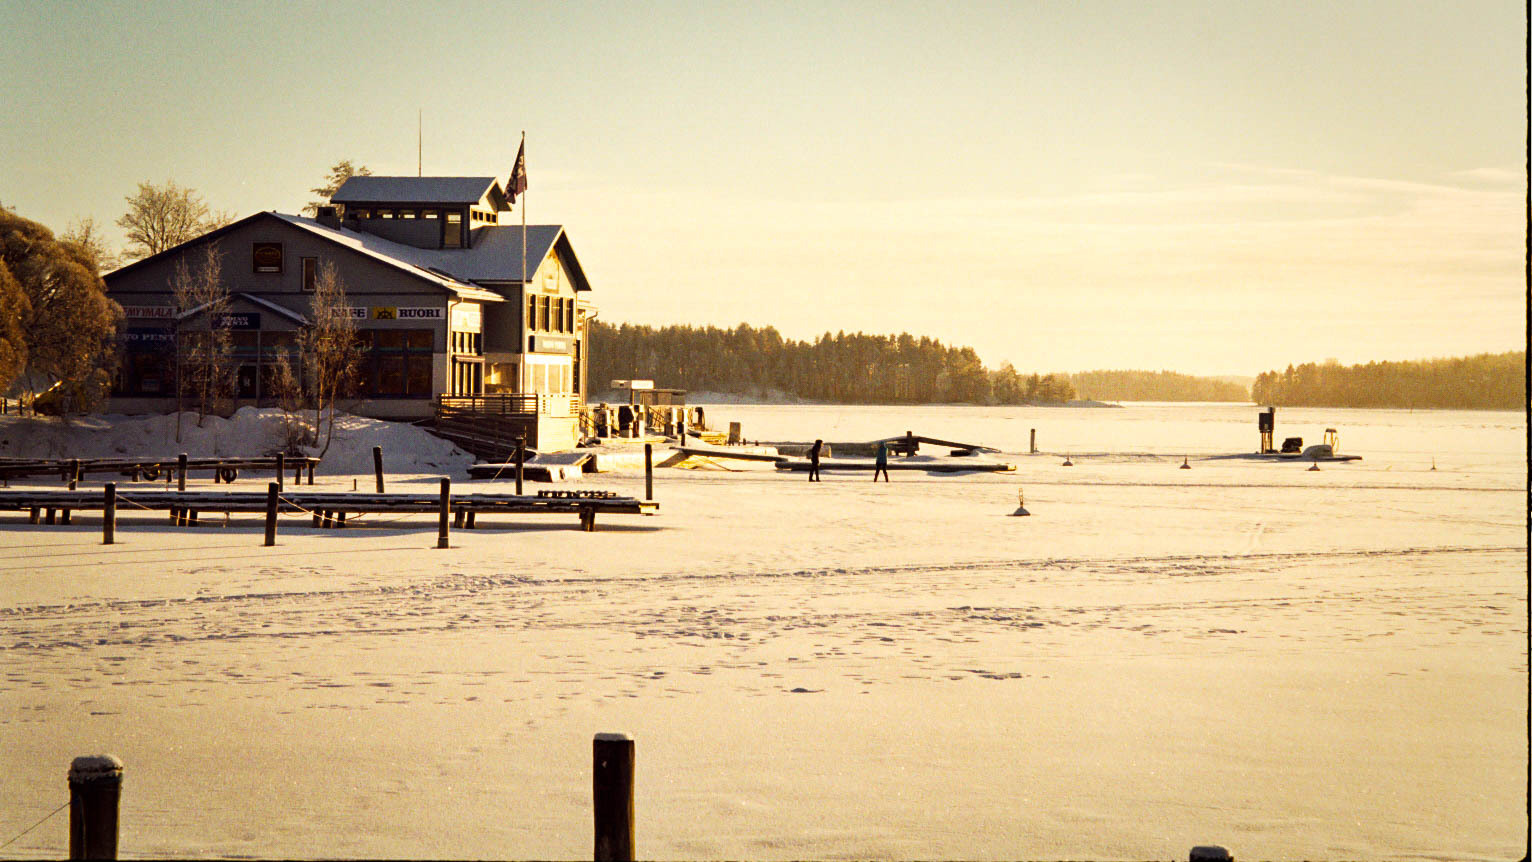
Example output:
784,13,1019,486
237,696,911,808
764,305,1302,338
372,307,397,320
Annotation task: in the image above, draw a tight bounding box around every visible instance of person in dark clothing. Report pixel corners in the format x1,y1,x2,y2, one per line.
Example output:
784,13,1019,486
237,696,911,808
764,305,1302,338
873,441,890,482
808,439,823,482
617,404,633,437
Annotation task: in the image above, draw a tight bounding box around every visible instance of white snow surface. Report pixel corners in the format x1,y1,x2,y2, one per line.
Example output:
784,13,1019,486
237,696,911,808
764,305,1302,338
0,403,1525,860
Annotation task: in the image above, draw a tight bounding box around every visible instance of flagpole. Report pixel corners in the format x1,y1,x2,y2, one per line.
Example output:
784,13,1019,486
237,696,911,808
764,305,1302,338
520,131,527,397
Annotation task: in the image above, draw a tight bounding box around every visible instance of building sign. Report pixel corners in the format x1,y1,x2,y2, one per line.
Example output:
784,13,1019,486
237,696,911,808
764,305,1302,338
212,313,260,330
332,307,369,320
451,304,481,332
529,335,572,354
370,306,444,321
253,242,283,273
124,328,175,350
123,306,176,320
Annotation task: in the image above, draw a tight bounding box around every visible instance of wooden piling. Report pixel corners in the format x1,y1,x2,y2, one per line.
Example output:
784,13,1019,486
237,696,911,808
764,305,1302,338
263,483,278,547
644,444,653,501
593,733,635,862
275,453,285,492
68,754,123,860
103,483,116,545
63,459,78,524
177,454,187,491
437,478,450,549
373,446,384,493
1189,846,1232,862
1030,428,1037,454
514,436,525,496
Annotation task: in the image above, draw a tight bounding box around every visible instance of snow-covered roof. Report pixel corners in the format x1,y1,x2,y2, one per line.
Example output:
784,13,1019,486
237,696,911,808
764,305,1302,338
270,214,510,302
331,176,500,206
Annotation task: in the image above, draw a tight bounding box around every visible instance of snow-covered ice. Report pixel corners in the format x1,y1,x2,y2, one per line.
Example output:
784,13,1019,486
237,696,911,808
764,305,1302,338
0,403,1524,859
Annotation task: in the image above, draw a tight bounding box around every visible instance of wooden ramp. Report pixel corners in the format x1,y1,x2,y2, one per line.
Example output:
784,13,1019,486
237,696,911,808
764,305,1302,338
468,452,594,482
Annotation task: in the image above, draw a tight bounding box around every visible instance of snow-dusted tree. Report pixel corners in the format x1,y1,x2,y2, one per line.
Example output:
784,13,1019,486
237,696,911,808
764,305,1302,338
58,217,121,274
297,261,362,456
305,160,371,216
0,261,29,395
117,180,231,261
171,243,233,426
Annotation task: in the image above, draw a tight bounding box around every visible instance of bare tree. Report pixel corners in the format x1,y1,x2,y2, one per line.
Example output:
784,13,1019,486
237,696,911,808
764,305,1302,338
297,261,362,456
305,160,371,216
58,217,120,274
170,243,232,427
117,181,227,261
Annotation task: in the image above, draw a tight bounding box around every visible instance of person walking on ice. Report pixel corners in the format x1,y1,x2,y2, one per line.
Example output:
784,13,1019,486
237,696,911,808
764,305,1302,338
873,440,890,482
808,439,823,482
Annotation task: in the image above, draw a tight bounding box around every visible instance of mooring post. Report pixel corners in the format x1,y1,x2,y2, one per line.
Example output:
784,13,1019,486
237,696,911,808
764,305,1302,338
593,733,635,862
275,453,285,492
1030,428,1037,454
102,483,116,545
263,482,279,547
177,453,187,491
644,443,653,501
307,461,315,485
437,477,450,549
514,435,525,496
1189,845,1232,862
63,459,79,524
373,446,384,493
68,754,123,861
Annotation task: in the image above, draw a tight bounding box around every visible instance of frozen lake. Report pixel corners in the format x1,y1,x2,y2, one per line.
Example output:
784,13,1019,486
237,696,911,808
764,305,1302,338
0,403,1525,859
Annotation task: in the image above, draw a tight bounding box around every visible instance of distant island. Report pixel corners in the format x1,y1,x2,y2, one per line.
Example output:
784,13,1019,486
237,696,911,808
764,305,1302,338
1067,369,1250,403
1251,351,1525,410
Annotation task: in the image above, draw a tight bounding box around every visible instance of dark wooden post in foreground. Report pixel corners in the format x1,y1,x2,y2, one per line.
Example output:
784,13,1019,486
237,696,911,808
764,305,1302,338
102,484,116,545
68,754,122,860
263,482,279,547
1189,846,1231,862
177,453,187,491
275,453,285,491
514,435,525,496
437,478,450,549
593,733,635,862
644,444,653,501
63,459,79,524
373,446,385,493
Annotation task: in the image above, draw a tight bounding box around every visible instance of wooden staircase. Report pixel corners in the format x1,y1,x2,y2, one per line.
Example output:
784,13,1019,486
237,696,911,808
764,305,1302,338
428,395,543,460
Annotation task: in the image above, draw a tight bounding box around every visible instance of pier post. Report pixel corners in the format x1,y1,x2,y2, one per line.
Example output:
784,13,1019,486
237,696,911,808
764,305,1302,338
177,453,187,491
68,754,123,860
437,478,450,549
373,446,385,493
1030,428,1037,454
1189,846,1231,862
515,436,525,496
593,733,635,862
63,459,79,524
644,444,653,501
275,453,285,492
102,484,116,545
264,483,279,547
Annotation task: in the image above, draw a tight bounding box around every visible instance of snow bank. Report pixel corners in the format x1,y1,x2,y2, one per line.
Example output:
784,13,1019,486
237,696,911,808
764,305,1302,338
0,407,475,476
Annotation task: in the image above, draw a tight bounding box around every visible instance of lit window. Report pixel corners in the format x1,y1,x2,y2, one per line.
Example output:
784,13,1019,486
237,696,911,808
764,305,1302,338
399,210,416,219
422,209,438,219
380,209,394,219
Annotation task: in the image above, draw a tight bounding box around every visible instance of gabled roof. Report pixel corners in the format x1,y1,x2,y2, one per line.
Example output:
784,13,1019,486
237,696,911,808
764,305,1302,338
331,176,500,206
178,292,311,325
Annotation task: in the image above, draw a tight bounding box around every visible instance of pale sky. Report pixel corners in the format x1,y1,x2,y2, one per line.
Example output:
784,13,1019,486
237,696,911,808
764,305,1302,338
1,0,1524,376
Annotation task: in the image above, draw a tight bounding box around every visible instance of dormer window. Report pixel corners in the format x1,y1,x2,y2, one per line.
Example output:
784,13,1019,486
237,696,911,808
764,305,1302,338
353,208,372,219
443,211,463,248
422,209,438,219
380,209,395,219
399,209,416,219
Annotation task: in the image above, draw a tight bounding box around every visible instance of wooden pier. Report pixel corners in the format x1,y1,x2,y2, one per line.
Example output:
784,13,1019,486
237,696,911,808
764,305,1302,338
0,455,319,485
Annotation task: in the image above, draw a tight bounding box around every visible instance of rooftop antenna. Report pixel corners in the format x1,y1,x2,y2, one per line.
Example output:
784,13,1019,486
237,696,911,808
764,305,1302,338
417,109,422,177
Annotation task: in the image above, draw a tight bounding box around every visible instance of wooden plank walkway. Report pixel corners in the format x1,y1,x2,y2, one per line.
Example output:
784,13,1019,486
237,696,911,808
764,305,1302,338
0,488,657,532
0,456,319,484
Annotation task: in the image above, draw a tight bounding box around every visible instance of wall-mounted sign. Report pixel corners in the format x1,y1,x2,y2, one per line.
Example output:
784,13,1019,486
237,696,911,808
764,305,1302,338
370,306,444,321
451,304,481,332
529,335,572,354
124,328,175,349
252,242,283,273
123,306,175,319
212,313,260,330
331,307,369,319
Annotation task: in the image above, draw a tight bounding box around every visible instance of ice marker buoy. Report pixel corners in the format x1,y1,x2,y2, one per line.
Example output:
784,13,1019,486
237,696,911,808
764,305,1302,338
1011,488,1030,516
1180,455,1191,469
1308,460,1320,471
1061,455,1073,467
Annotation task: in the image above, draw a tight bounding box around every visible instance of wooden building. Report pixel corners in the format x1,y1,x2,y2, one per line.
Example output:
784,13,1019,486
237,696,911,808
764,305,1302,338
103,175,594,450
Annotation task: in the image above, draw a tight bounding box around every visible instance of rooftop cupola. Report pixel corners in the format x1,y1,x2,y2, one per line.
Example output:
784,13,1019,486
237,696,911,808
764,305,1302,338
330,176,513,249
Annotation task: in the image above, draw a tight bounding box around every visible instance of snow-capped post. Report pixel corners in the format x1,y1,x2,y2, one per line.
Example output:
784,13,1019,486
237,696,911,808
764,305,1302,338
373,446,385,493
437,478,450,549
102,483,116,544
1189,845,1231,862
63,459,79,524
593,732,635,862
514,436,525,496
68,754,123,860
644,444,653,500
177,453,187,491
263,483,279,547
275,453,285,492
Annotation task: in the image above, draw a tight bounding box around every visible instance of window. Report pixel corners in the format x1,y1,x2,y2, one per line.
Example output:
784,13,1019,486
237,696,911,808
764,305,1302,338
443,211,462,248
301,257,318,292
352,208,372,219
422,209,438,219
527,294,538,331
252,242,283,273
379,209,395,219
355,328,435,398
539,296,551,332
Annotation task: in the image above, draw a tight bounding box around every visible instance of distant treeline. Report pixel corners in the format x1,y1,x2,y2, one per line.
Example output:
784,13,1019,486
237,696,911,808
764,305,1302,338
587,321,1076,404
1068,370,1249,402
1250,352,1525,409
